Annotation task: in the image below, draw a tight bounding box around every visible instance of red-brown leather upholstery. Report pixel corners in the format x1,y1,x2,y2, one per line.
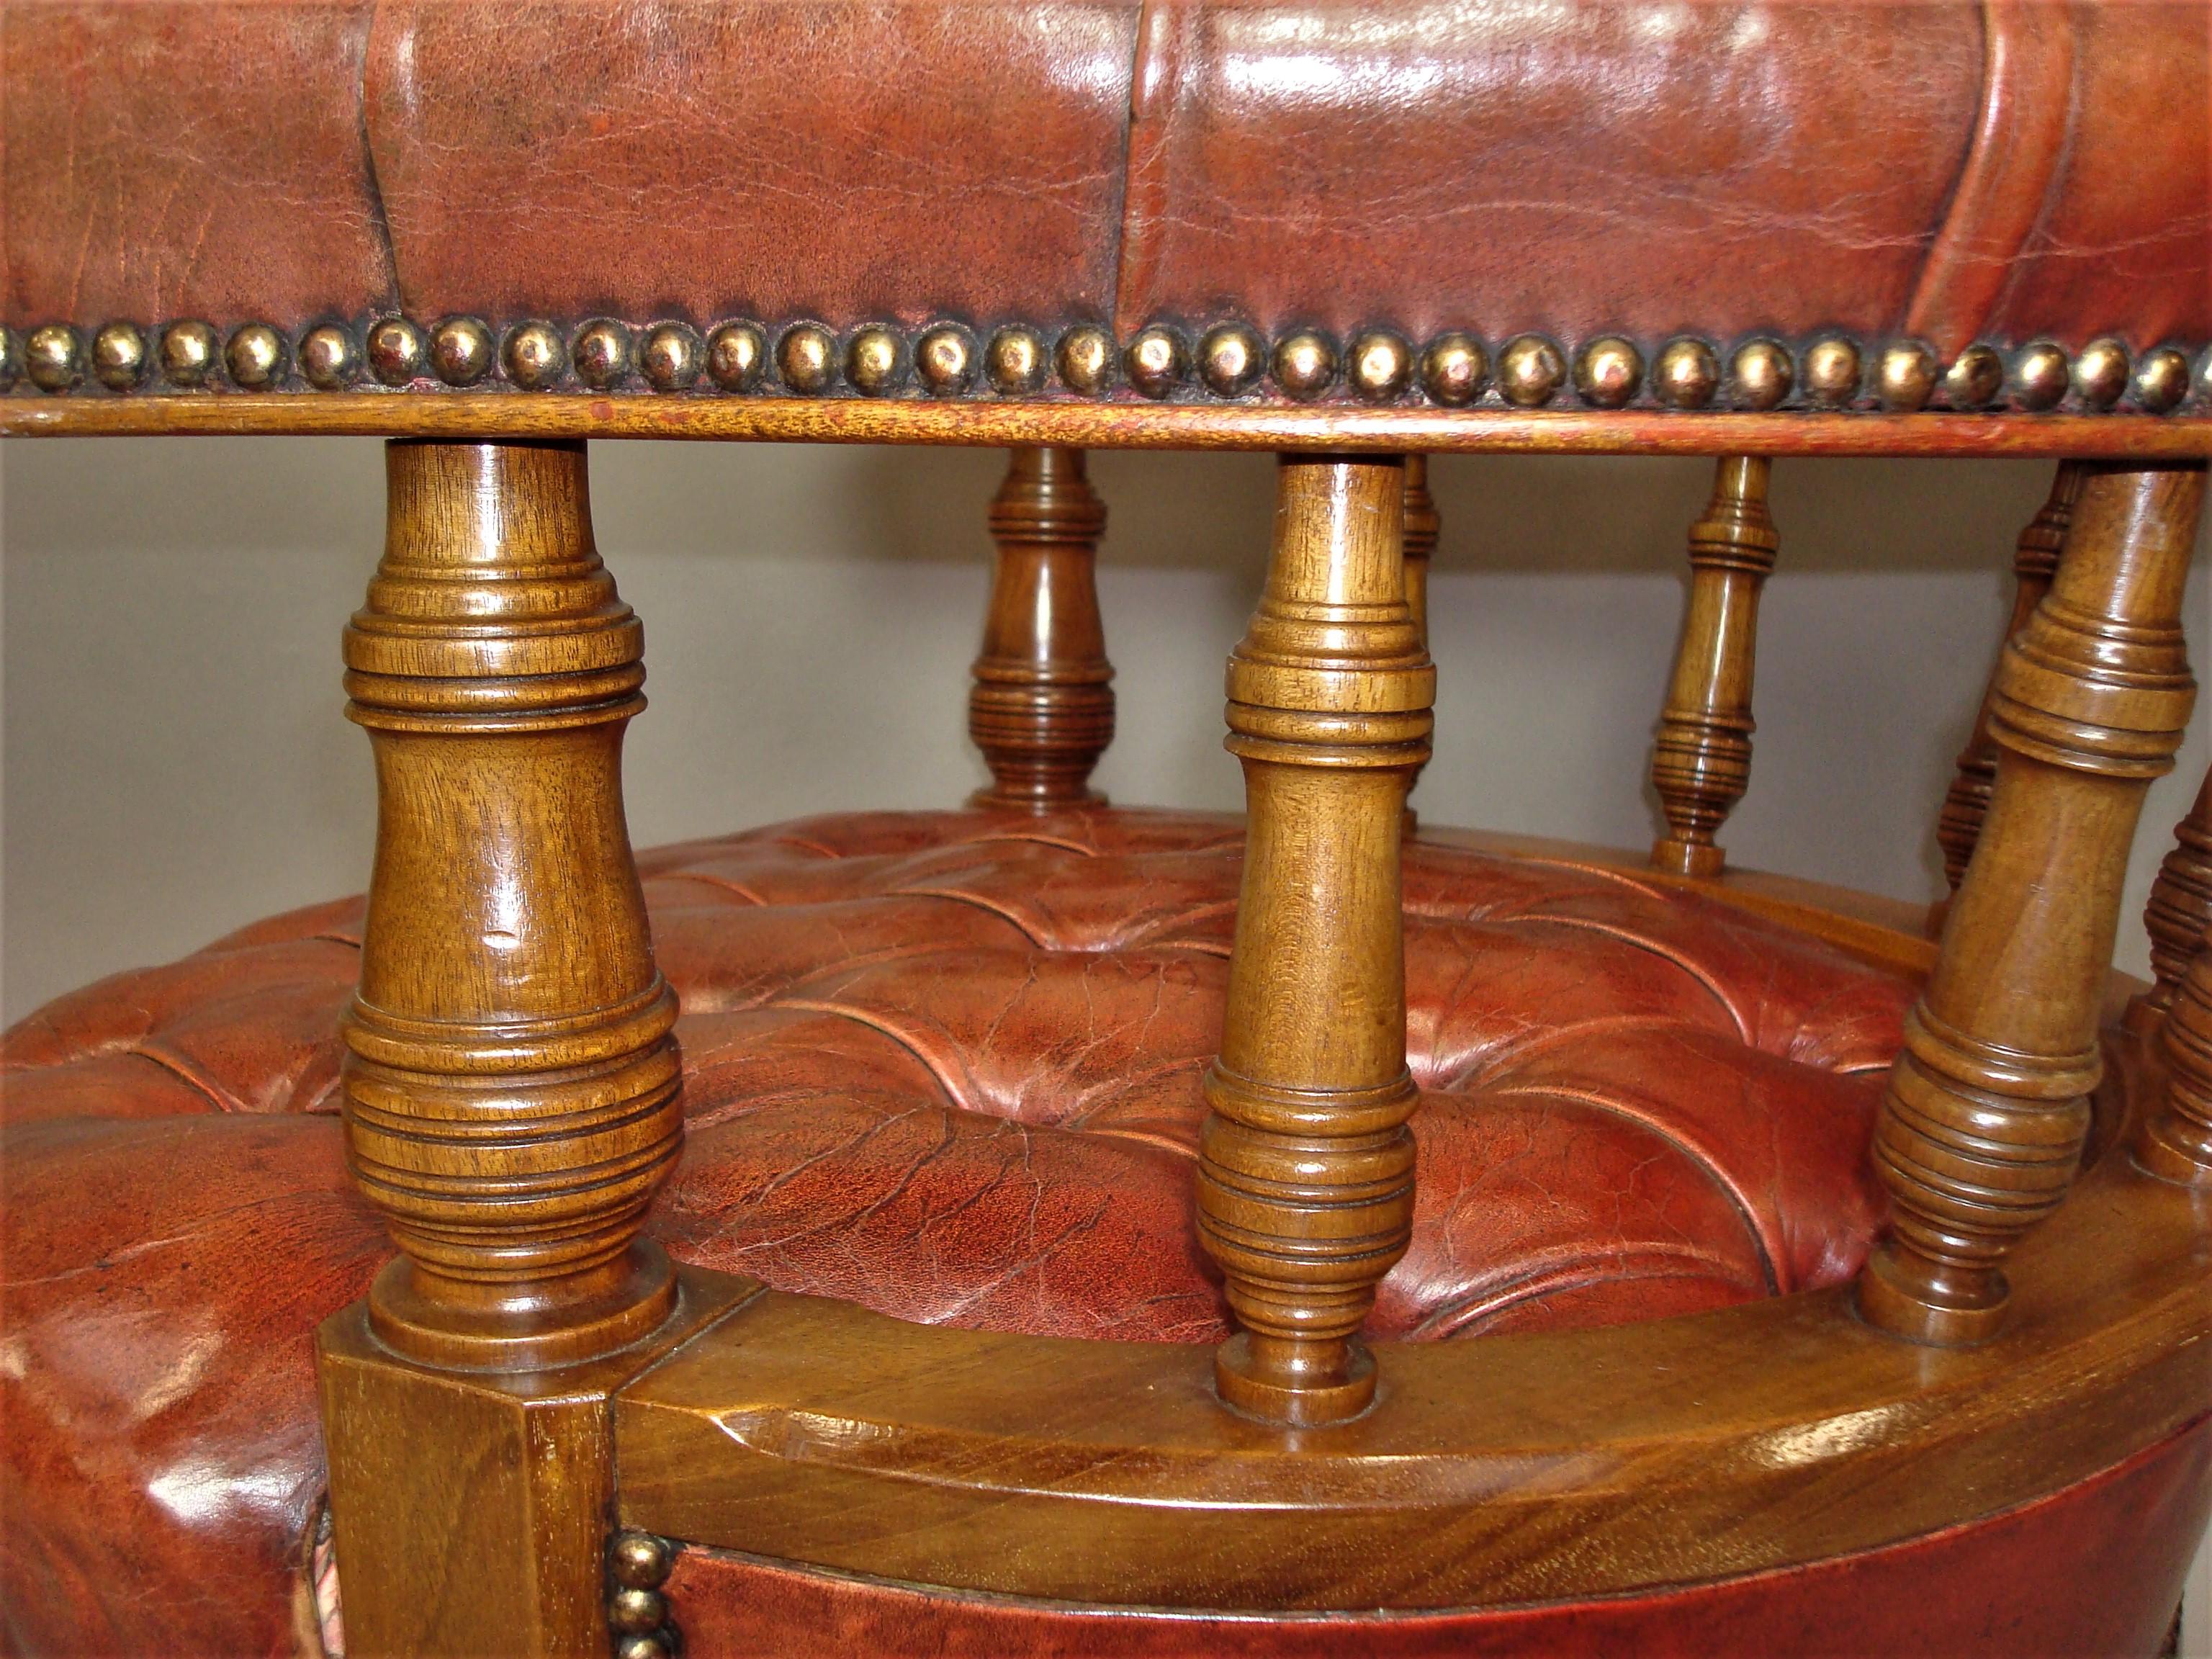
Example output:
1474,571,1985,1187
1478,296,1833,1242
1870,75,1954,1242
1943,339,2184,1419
5,2,2204,353
1,809,1915,1657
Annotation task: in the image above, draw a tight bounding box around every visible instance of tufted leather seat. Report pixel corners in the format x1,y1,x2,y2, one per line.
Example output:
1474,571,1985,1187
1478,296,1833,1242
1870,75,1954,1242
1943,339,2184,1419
0,807,1917,1656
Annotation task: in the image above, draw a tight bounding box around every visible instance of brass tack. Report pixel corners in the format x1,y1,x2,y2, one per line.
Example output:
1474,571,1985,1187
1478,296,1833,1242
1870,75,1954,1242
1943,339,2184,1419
365,318,426,385
608,1587,667,1635
1876,341,1938,412
1272,330,1339,400
2072,338,2128,410
1055,325,1114,395
1802,336,1861,405
224,323,285,390
704,322,765,391
984,326,1046,395
608,1530,674,1589
1729,339,1793,410
1652,338,1719,409
430,318,494,386
0,325,16,392
25,324,83,392
1941,343,2003,409
503,322,566,390
1419,333,1487,406
92,321,148,391
613,1635,673,1659
1125,325,1187,399
1572,336,1642,408
776,323,835,393
2198,348,2212,408
1197,323,1264,397
639,323,700,392
1346,331,1411,402
914,325,974,396
845,325,903,395
2131,347,2190,415
572,320,633,390
1496,334,1565,408
158,320,220,387
2010,341,2069,410
299,323,359,390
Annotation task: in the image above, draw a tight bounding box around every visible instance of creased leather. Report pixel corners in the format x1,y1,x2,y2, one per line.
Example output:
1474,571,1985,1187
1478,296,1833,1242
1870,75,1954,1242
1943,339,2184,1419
1,1,395,326
359,0,1141,328
0,809,1918,1656
4,2,2205,348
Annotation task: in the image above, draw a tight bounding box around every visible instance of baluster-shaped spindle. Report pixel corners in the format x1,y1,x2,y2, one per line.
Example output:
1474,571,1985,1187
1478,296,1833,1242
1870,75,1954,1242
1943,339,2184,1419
969,446,1115,809
2136,768,2212,1022
1199,456,1434,1425
1936,462,2085,895
318,440,719,1655
2143,926,2212,1186
1650,457,1779,877
1860,462,2203,1347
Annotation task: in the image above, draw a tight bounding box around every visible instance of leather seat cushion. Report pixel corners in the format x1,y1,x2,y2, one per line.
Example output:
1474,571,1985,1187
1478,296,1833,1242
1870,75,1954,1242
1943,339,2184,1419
0,808,1915,1655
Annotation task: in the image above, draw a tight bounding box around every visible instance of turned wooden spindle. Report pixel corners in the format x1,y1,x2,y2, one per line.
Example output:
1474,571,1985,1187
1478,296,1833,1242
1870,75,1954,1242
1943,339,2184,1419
969,446,1115,808
319,440,706,1657
2135,767,2212,1023
1936,462,2085,896
2143,924,2212,1186
1650,457,1779,877
340,439,682,1368
1860,462,2203,1347
1199,456,1434,1425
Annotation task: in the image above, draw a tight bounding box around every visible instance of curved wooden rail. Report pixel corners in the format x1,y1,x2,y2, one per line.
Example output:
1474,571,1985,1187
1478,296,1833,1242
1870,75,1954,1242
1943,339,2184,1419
612,1039,2203,1609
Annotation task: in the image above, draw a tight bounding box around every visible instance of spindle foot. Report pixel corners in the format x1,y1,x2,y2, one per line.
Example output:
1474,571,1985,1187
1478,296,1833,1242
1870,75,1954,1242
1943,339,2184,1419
1856,1241,2008,1348
1653,837,1726,879
1214,1333,1377,1425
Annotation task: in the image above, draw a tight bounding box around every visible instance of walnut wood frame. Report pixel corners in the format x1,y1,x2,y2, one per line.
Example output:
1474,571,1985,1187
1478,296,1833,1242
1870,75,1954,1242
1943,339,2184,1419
12,409,2185,1650
617,1099,2205,1608
7,393,2211,457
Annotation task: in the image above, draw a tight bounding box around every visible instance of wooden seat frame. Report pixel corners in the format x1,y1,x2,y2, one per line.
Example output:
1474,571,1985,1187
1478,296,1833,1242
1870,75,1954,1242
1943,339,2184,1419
10,400,2209,1653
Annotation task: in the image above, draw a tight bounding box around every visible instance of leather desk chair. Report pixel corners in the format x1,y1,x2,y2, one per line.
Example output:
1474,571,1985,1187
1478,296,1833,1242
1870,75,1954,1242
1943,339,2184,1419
4,4,2210,1654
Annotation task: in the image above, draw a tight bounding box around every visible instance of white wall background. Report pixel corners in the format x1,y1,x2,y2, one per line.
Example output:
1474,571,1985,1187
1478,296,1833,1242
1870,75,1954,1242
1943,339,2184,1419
4,437,2208,1645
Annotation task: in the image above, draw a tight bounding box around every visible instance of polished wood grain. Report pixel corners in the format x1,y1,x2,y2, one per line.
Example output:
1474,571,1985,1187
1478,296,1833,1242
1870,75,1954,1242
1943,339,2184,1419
319,1272,755,1659
613,1084,2207,1610
2142,927,2212,1187
1935,462,2083,897
1400,455,1437,812
2137,767,2212,1023
1860,463,2203,1346
969,447,1115,808
6,392,2208,457
341,440,683,1370
319,439,722,1656
1650,457,1778,877
1199,456,1434,1424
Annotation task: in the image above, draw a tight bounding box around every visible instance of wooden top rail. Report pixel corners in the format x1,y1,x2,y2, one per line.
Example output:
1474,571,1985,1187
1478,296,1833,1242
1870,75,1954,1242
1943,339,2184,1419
6,394,2212,457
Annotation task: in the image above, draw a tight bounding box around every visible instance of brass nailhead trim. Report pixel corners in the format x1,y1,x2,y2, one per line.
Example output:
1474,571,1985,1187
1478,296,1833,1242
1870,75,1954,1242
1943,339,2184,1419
5,316,2206,415
607,1528,679,1659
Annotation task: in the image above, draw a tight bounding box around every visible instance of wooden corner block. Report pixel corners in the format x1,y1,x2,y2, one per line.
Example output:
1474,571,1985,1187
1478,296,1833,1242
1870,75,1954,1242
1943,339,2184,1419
317,1267,757,1659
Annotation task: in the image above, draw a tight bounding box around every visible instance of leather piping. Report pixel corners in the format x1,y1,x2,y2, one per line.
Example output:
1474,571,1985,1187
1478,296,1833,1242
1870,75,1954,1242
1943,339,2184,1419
1905,0,2079,359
